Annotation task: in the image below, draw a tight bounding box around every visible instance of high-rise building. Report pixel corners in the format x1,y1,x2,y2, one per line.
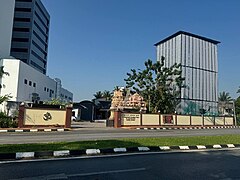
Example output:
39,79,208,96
0,0,50,74
155,31,220,115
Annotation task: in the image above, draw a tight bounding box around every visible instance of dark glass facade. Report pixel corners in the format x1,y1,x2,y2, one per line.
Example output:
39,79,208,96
10,0,50,74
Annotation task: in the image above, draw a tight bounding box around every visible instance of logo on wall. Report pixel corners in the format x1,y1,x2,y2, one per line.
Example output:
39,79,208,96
43,112,52,121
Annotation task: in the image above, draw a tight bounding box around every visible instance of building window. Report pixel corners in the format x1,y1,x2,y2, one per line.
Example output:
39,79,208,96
11,48,28,53
33,83,36,87
47,88,49,92
29,81,32,86
14,17,31,22
15,7,31,12
44,87,46,91
24,79,27,84
12,38,29,42
13,27,30,32
16,0,32,2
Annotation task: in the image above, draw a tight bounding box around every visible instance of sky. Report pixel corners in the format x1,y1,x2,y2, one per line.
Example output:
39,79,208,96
41,0,240,101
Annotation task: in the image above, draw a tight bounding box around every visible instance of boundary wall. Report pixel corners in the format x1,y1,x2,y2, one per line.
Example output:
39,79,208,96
113,111,234,128
18,105,72,128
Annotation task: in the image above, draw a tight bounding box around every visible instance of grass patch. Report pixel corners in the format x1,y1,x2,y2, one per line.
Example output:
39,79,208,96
1,135,240,153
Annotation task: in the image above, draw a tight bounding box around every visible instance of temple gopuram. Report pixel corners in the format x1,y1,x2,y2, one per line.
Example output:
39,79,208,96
108,88,147,125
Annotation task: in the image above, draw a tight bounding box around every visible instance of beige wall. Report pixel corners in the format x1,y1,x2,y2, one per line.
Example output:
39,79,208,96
142,114,159,125
215,117,224,125
177,115,190,125
225,117,234,125
191,116,202,125
121,113,140,126
24,109,66,126
204,116,214,125
120,112,234,127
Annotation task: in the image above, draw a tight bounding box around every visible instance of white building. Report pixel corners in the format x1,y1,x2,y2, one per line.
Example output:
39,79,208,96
0,58,73,114
0,0,73,115
155,31,220,115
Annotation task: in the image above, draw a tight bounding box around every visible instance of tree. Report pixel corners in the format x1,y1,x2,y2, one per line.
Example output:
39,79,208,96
93,91,103,99
0,66,11,105
237,87,240,94
102,90,112,101
124,56,185,113
218,91,232,102
0,66,10,89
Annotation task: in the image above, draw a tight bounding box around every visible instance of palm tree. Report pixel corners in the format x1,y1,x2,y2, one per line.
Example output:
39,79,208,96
218,91,233,115
237,87,240,94
93,91,103,99
218,91,232,102
0,66,11,105
0,66,10,89
103,90,112,101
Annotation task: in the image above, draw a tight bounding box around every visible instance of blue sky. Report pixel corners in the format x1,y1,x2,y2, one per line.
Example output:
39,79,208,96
42,0,240,101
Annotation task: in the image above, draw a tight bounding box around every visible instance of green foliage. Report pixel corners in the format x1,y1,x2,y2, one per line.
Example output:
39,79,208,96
124,56,185,113
93,91,103,99
44,98,68,106
235,96,240,125
0,112,17,128
218,91,232,102
102,90,112,100
1,135,240,153
0,94,12,105
93,90,112,100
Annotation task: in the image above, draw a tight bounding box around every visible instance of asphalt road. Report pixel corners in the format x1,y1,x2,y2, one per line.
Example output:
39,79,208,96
1,149,240,179
0,128,240,144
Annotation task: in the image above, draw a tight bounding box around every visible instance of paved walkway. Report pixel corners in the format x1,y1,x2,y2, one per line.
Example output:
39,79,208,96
71,120,107,129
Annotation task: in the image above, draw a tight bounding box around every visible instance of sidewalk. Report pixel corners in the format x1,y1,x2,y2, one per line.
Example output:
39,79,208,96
71,120,107,129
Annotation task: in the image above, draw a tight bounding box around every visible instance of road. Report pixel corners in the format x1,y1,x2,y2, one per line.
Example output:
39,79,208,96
1,149,240,179
0,127,240,144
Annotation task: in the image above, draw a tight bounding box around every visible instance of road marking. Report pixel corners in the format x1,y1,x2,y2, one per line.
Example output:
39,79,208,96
68,168,146,177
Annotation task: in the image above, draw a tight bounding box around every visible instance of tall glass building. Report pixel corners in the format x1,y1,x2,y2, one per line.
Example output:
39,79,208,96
10,0,50,74
155,31,220,115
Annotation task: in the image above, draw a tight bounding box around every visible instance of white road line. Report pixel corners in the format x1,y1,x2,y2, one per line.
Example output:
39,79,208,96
68,168,146,177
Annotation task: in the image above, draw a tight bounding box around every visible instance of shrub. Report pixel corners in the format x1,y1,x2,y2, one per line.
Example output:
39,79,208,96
0,112,18,128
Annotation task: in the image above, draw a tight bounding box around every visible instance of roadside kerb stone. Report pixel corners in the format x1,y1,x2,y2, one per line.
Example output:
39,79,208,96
1,144,240,161
138,147,150,151
86,149,100,155
53,150,70,157
16,152,35,159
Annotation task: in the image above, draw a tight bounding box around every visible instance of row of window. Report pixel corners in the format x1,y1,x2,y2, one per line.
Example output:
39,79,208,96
44,87,54,94
60,94,72,101
14,17,31,22
35,1,50,25
15,7,31,12
32,40,47,57
13,27,30,32
31,50,47,65
11,48,28,53
30,60,46,74
16,0,32,2
24,79,36,87
12,37,29,42
34,21,48,39
24,79,56,98
33,30,48,47
35,11,49,31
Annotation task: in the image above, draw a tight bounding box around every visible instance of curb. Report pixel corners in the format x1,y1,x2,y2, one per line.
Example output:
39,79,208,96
134,126,239,130
1,144,239,161
0,128,70,133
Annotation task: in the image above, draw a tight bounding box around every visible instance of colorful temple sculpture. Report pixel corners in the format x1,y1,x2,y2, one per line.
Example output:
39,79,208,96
108,88,147,124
